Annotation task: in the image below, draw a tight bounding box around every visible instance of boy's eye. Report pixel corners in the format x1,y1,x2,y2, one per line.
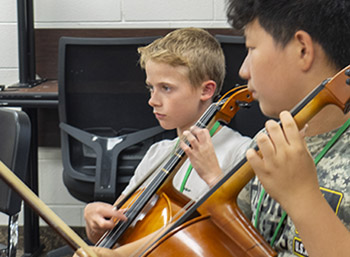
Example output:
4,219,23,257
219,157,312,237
246,46,255,52
145,85,154,92
162,85,171,92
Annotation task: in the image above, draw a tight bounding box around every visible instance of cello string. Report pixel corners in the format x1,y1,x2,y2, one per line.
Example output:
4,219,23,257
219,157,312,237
118,90,244,244
125,94,236,254
100,103,221,246
107,103,239,247
98,87,248,248
122,71,350,252
117,95,227,207
127,171,229,256
97,153,172,246
116,114,209,212
147,73,350,254
111,106,223,245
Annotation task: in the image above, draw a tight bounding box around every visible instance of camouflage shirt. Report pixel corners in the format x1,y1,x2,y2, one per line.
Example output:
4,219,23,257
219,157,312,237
238,124,350,257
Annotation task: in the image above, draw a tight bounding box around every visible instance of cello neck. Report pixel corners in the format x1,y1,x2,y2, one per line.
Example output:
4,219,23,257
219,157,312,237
97,86,254,248
151,65,350,250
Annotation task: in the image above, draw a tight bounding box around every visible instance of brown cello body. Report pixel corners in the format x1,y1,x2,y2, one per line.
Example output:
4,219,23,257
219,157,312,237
139,66,350,256
107,162,275,256
97,86,271,253
0,67,348,257
142,161,275,257
144,215,272,257
113,188,189,246
97,85,275,256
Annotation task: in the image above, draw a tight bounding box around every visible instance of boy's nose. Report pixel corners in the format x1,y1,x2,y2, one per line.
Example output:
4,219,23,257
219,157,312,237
239,56,250,81
148,93,160,107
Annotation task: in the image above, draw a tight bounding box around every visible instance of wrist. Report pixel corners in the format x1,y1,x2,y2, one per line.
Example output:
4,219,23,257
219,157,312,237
203,167,222,187
282,188,324,218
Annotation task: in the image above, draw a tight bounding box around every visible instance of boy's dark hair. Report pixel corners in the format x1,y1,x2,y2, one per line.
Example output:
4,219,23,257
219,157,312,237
226,0,350,70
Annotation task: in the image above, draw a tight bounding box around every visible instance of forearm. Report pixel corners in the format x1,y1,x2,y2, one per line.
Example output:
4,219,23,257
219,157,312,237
85,230,162,257
287,190,350,257
203,165,223,187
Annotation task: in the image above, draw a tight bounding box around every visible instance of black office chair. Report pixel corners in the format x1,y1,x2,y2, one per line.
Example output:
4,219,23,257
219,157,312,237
0,108,31,257
58,36,176,204
215,34,268,137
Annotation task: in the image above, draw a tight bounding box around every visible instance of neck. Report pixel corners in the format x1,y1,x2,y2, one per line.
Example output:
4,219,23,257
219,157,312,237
305,105,350,136
295,64,349,136
176,101,213,137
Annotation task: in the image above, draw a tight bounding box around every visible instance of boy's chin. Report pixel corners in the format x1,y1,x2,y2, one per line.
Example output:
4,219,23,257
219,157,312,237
259,105,278,119
158,123,174,131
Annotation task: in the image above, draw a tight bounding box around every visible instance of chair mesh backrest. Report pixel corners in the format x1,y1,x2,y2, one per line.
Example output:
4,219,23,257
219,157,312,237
0,109,30,215
58,36,169,168
58,36,177,202
59,37,161,133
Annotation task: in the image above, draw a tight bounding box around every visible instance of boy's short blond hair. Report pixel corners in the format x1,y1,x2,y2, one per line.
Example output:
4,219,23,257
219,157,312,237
138,28,225,98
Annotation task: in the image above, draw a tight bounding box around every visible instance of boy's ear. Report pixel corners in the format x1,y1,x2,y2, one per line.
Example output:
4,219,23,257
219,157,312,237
294,30,315,71
200,80,217,101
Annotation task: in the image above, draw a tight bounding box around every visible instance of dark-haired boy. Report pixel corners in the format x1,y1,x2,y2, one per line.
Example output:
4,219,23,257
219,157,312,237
186,1,350,256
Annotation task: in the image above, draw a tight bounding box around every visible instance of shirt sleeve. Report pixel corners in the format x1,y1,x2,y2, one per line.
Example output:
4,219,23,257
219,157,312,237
121,138,176,196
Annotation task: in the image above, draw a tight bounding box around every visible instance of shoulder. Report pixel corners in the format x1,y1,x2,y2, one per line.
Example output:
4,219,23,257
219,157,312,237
122,137,178,195
141,137,178,164
213,125,252,150
146,137,178,155
215,125,251,140
307,126,350,157
212,125,252,172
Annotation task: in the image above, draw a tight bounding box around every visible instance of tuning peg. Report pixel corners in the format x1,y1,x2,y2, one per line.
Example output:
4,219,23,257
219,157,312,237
346,69,350,76
236,100,252,108
346,69,350,85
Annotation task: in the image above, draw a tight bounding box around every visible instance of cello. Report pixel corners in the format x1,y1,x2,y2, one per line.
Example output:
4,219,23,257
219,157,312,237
96,85,257,247
135,65,350,256
0,85,254,254
0,66,348,256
